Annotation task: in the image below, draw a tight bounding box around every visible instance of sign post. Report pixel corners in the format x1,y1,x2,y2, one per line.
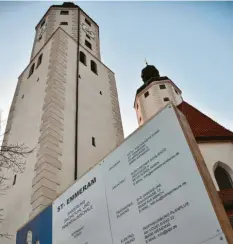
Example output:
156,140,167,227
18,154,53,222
174,104,233,243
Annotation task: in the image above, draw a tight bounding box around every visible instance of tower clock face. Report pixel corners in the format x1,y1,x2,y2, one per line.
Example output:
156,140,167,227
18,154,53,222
82,23,95,39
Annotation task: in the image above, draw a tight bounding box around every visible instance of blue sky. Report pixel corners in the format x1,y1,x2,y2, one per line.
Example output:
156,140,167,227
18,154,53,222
0,1,232,137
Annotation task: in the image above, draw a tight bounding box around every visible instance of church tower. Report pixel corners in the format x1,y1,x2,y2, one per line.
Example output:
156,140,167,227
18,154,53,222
134,64,183,126
1,2,124,243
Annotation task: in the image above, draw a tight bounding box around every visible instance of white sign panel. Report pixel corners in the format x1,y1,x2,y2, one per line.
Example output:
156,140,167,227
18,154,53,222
53,105,227,244
52,166,112,244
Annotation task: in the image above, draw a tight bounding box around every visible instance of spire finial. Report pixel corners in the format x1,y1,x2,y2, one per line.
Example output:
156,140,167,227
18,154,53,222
145,59,148,66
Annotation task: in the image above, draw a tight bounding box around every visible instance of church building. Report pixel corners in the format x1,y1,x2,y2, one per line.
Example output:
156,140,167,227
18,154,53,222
134,64,233,225
1,2,233,243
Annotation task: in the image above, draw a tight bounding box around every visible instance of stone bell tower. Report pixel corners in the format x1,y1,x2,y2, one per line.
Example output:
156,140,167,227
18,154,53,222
1,2,124,243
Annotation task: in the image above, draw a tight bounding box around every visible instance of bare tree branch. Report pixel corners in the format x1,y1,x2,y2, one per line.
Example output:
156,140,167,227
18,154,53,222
0,125,33,239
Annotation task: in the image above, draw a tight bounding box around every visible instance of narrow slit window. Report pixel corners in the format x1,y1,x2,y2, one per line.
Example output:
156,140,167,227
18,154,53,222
85,18,91,26
163,97,170,102
92,137,96,147
36,53,43,68
144,91,149,98
13,175,17,185
80,51,86,65
28,63,35,78
40,19,45,28
60,10,69,15
100,91,102,95
91,60,97,75
60,22,68,25
159,84,166,89
85,40,92,50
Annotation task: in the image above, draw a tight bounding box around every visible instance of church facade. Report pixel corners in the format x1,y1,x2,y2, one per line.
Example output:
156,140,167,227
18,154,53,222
135,64,233,224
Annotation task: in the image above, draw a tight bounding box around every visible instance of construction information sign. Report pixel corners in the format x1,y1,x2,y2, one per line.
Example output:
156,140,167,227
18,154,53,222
52,105,227,244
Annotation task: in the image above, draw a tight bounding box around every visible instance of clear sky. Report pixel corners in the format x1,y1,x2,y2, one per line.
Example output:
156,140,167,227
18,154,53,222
0,1,233,137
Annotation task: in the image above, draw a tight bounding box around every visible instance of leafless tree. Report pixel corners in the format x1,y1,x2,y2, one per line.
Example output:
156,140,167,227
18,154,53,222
0,127,34,239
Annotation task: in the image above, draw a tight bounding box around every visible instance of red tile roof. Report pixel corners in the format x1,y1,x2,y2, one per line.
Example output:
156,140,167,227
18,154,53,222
177,101,233,142
226,210,233,216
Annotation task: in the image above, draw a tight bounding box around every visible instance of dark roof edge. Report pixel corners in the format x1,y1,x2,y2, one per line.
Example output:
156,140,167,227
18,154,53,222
136,76,181,96
133,76,182,107
35,4,99,30
196,136,233,142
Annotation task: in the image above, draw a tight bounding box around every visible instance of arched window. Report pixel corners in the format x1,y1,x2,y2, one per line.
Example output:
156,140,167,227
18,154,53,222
214,165,233,190
80,51,86,65
28,63,35,78
91,60,97,75
26,230,32,244
36,53,43,68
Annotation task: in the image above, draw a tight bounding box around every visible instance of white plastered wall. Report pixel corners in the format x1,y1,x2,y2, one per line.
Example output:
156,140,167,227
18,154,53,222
79,11,100,60
77,45,124,178
31,8,79,60
31,7,100,62
135,80,183,126
198,142,233,190
1,4,124,241
0,40,52,244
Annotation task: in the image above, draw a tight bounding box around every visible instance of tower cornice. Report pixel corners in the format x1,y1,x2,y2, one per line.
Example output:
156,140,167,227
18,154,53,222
136,76,181,95
134,76,182,108
35,3,99,30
